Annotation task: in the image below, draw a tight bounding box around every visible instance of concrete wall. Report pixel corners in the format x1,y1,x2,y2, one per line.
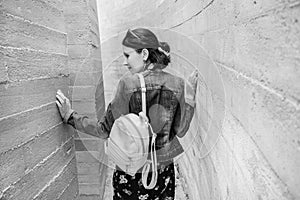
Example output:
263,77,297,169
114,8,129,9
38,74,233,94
0,0,79,199
98,0,300,199
0,0,105,199
64,0,106,199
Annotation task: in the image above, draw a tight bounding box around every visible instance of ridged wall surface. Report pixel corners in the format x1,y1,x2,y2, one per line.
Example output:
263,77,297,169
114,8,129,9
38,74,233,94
0,0,105,199
97,0,300,199
0,0,79,199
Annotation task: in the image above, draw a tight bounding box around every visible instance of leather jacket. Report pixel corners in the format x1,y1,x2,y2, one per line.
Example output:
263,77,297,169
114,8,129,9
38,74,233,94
68,68,195,163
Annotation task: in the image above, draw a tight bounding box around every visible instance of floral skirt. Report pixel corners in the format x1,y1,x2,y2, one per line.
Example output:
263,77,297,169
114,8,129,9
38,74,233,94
113,162,175,200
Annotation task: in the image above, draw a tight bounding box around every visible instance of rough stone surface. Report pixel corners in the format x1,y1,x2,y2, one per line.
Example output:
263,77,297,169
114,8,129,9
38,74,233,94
1,139,75,200
0,46,68,82
32,158,78,200
0,12,67,54
1,0,65,32
0,77,69,118
0,124,73,192
0,0,79,199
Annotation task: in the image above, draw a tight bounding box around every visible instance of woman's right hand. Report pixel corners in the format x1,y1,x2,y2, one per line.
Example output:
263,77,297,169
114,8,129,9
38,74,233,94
185,70,199,106
56,90,74,123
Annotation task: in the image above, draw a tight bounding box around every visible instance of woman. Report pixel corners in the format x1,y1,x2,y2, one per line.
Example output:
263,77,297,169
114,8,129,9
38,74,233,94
56,28,198,200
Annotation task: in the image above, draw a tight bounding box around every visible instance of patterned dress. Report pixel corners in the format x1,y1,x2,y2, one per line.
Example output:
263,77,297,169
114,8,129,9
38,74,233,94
113,162,175,200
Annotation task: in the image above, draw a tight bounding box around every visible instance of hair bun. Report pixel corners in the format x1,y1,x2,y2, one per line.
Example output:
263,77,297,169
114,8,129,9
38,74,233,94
158,41,170,57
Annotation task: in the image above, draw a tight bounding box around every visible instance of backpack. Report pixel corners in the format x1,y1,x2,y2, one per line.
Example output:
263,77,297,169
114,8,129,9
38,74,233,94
104,73,158,189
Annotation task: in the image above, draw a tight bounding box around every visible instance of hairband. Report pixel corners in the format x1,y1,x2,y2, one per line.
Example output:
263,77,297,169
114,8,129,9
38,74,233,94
158,47,170,57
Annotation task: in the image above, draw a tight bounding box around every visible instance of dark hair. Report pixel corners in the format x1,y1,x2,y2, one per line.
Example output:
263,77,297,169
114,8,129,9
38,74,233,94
122,28,159,49
136,47,170,67
122,28,171,68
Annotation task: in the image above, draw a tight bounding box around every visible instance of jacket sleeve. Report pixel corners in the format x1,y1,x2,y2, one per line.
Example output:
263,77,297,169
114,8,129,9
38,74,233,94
67,78,129,139
172,79,195,138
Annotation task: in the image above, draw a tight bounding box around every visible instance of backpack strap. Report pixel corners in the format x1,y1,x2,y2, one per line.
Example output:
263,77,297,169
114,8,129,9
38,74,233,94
137,73,147,115
142,126,157,189
137,73,158,189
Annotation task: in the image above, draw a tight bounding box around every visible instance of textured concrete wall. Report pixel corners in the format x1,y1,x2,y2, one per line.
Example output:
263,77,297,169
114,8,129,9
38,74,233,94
98,0,300,199
64,0,106,199
165,1,300,199
0,0,79,199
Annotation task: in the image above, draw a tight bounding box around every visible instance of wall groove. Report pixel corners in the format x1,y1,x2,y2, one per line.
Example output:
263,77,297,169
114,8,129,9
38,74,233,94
216,61,300,109
4,12,67,35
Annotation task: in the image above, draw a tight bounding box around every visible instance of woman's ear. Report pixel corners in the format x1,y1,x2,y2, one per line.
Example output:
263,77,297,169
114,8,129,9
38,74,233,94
142,48,149,61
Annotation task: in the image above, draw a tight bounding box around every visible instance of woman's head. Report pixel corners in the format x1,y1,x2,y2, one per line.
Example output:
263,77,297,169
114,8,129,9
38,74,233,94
122,28,171,73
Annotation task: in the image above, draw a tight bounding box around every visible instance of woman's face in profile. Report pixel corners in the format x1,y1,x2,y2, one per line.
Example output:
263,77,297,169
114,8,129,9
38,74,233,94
122,45,144,74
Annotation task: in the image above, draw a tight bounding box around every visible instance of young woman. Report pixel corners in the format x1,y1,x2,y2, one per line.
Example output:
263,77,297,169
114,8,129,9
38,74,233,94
56,28,198,200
